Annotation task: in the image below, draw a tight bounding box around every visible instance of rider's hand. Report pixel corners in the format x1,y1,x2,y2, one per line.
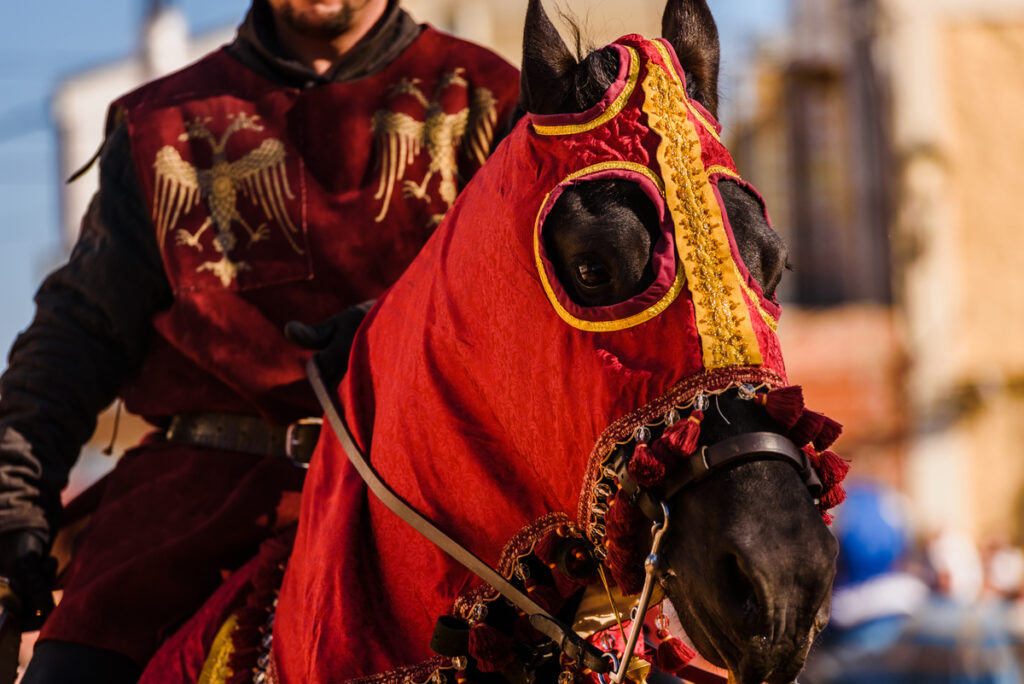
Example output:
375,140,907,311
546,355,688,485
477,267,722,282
0,531,56,632
284,300,374,389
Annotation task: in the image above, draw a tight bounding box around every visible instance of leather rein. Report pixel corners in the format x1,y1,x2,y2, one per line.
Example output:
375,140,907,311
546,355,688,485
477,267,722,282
307,358,820,678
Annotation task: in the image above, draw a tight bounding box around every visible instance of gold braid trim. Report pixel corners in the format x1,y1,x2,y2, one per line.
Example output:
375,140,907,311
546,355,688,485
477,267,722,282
707,165,739,179
339,657,449,684
532,47,640,136
197,614,237,684
533,162,687,332
641,59,762,370
734,263,780,333
576,367,786,539
452,511,576,618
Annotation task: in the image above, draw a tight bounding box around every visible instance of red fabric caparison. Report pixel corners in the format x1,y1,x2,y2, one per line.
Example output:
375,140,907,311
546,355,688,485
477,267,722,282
273,35,791,683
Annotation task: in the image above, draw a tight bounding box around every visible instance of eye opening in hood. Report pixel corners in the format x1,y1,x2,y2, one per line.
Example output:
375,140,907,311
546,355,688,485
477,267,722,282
533,162,685,332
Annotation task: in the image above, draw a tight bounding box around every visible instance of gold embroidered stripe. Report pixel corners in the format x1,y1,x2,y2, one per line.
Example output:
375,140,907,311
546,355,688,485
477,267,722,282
641,58,762,368
532,48,641,137
650,41,723,144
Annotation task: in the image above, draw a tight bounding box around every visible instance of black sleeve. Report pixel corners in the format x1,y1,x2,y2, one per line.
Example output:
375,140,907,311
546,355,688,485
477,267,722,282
0,122,173,545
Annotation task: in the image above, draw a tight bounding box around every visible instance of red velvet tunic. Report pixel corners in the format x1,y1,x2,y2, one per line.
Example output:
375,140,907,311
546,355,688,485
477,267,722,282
115,31,518,423
38,24,518,666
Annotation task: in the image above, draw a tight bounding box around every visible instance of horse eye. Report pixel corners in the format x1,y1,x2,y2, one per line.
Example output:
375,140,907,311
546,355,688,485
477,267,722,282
575,260,611,288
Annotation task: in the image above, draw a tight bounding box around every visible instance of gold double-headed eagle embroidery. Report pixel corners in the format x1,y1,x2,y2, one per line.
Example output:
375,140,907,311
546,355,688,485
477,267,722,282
152,112,300,287
372,68,498,224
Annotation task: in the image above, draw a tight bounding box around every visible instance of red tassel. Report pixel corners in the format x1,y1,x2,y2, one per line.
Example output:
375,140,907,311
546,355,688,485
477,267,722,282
628,441,666,487
654,635,697,675
804,446,850,521
818,449,850,487
604,491,647,595
789,410,826,447
759,386,804,429
821,484,847,510
662,410,703,456
468,623,515,673
813,416,844,450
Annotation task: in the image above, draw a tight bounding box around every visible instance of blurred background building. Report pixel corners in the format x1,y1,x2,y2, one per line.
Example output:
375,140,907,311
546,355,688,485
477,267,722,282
2,0,1023,564
730,0,1024,547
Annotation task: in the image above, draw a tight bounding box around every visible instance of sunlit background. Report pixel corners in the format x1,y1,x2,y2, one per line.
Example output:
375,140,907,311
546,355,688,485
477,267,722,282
2,0,1024,676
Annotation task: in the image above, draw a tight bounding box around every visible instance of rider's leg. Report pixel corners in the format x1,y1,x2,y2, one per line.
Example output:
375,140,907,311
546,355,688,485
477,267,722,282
21,640,142,684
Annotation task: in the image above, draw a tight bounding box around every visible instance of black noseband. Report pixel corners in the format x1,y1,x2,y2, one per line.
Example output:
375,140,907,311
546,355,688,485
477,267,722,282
612,431,821,523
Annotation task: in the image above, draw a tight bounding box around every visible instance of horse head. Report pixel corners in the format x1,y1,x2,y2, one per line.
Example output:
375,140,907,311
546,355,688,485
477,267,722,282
275,2,845,682
521,1,839,680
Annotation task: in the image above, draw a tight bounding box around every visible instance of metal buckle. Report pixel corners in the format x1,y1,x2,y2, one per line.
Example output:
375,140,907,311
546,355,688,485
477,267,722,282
285,417,323,468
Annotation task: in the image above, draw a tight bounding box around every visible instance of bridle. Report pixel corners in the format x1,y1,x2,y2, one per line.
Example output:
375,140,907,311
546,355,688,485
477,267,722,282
609,429,822,525
308,358,821,681
597,427,822,682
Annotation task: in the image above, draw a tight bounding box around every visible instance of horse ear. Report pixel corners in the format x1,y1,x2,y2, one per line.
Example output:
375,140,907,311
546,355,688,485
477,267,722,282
662,0,720,117
520,0,578,115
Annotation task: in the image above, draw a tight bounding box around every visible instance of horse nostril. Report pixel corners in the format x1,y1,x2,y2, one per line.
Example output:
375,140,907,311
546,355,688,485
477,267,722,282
721,553,761,624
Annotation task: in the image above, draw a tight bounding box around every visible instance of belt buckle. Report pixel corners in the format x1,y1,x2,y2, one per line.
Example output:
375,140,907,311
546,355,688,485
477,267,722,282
285,417,323,468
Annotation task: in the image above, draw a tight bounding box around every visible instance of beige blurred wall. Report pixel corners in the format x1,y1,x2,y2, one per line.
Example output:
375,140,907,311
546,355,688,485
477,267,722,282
733,0,1024,544
401,0,666,65
885,1,1024,541
943,20,1024,540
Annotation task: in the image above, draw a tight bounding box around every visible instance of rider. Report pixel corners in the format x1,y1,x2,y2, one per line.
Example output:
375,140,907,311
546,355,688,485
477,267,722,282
0,0,518,680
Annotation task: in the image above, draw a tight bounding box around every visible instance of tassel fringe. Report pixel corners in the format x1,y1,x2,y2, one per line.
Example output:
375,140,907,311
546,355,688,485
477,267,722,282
654,634,697,675
758,386,804,429
662,410,703,456
813,416,844,450
789,410,826,447
604,490,648,594
803,445,851,522
629,441,666,487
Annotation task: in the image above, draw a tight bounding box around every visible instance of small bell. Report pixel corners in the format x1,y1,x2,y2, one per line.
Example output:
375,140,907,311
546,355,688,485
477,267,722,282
625,656,652,684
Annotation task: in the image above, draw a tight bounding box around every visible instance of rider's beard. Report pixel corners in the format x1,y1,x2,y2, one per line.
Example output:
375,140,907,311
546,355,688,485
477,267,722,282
275,1,372,40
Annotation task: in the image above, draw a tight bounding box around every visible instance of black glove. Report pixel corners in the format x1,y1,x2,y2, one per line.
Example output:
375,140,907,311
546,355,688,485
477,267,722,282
0,531,56,632
285,300,374,390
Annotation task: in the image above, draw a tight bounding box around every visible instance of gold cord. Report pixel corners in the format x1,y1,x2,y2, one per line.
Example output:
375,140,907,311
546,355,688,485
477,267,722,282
597,565,627,644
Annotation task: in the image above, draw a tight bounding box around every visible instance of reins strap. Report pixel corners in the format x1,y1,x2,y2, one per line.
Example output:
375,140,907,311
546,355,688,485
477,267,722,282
306,359,610,674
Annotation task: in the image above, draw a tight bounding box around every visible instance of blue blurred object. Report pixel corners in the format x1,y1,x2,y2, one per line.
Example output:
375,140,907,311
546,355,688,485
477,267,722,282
803,480,1023,684
833,481,911,585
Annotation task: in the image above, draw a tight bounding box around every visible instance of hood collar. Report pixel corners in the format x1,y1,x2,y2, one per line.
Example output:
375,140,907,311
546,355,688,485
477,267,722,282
230,0,421,87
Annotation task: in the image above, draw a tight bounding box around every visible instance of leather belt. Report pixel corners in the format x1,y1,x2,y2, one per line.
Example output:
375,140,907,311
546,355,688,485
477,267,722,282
165,412,322,467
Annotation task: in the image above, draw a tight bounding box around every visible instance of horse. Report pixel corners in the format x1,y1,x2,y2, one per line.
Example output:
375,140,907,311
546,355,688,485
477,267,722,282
139,2,844,683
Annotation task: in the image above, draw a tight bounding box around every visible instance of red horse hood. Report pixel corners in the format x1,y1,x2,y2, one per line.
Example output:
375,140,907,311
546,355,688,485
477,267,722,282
276,36,804,683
